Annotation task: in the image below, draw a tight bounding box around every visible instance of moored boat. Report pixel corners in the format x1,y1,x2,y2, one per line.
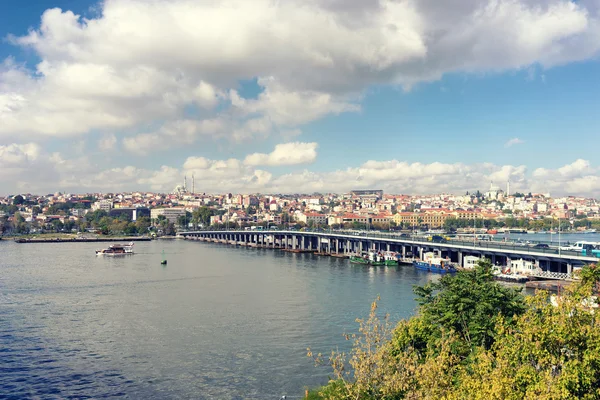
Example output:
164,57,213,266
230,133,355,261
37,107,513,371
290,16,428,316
350,251,386,266
413,252,456,274
350,253,370,265
383,251,399,266
96,242,134,256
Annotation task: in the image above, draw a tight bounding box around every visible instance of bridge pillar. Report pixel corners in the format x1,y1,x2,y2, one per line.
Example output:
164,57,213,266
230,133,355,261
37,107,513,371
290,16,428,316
506,256,512,270
293,235,297,250
402,246,406,258
491,254,496,265
347,240,351,254
359,241,363,253
386,243,390,251
318,237,322,252
567,262,572,275
458,251,463,267
327,238,331,254
419,247,423,260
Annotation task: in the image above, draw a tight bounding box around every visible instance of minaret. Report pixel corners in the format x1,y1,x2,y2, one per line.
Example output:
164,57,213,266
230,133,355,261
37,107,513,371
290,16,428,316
507,180,510,196
192,174,195,195
184,175,187,192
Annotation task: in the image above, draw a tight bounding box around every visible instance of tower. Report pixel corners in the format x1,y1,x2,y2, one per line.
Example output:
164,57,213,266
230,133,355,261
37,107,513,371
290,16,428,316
507,180,510,197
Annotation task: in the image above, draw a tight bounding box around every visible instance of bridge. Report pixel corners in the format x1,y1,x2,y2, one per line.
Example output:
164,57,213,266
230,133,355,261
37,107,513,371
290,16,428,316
179,229,598,276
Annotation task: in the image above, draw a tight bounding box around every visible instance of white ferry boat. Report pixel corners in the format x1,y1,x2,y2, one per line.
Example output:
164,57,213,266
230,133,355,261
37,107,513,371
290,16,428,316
96,242,134,256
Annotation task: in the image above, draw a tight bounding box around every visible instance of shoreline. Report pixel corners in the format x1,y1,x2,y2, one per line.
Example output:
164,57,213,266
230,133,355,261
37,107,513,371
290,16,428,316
12,236,152,243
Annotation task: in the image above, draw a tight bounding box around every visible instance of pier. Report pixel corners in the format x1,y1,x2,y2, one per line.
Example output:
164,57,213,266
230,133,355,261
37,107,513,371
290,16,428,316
180,229,598,278
13,236,152,243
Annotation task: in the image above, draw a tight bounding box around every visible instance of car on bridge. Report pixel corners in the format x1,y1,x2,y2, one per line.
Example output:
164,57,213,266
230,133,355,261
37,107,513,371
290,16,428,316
428,235,448,243
532,243,550,249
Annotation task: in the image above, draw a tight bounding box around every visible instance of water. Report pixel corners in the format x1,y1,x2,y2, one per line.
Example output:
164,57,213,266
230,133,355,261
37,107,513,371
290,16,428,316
505,232,600,244
0,239,432,399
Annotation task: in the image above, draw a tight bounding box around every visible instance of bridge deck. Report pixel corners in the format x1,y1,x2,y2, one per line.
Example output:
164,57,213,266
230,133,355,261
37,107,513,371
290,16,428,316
180,230,599,263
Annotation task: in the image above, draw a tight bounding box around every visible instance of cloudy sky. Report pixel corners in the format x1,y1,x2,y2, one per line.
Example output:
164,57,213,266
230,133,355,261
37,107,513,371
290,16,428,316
1,0,600,196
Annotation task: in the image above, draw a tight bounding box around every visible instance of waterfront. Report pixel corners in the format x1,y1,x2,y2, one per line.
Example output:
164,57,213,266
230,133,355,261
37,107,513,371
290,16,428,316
0,239,432,399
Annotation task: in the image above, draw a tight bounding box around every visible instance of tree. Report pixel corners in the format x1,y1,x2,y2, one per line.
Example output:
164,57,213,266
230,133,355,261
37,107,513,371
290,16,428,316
12,195,24,205
192,206,214,228
308,263,600,400
165,222,176,236
411,259,525,351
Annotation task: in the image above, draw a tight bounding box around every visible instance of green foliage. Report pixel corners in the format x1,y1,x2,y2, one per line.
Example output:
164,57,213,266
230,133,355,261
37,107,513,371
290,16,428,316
412,259,525,350
192,206,214,227
309,262,600,399
12,195,25,205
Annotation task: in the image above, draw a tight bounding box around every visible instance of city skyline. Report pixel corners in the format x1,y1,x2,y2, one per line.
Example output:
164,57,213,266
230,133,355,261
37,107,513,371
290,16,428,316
1,0,600,196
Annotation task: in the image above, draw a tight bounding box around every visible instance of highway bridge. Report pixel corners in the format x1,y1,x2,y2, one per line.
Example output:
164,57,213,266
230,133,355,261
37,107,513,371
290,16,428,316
180,229,598,276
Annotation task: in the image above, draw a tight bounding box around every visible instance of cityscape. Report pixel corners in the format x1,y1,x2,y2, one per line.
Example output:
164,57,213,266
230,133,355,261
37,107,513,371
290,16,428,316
2,181,600,236
2,0,600,398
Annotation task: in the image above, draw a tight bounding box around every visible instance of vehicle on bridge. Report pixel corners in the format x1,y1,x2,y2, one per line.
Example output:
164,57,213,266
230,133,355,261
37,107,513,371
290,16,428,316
427,235,449,243
582,243,600,258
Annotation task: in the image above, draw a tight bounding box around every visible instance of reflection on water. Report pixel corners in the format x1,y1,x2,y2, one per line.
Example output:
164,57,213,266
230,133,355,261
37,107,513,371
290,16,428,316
1,240,434,399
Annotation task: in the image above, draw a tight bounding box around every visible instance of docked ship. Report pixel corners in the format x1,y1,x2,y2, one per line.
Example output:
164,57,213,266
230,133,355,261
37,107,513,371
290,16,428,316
350,251,385,266
414,252,456,274
95,242,134,256
383,251,399,266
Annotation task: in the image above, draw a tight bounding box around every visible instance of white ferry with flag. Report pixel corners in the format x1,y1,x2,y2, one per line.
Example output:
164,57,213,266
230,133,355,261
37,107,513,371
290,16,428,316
95,242,134,256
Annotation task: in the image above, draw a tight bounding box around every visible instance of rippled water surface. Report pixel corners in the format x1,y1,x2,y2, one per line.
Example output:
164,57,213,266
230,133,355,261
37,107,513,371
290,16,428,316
1,239,432,399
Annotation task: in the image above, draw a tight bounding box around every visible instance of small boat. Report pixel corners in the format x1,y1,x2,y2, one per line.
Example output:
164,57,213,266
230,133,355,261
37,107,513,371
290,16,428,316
383,251,399,266
413,252,456,274
350,253,370,265
349,251,385,266
161,249,167,265
96,242,134,256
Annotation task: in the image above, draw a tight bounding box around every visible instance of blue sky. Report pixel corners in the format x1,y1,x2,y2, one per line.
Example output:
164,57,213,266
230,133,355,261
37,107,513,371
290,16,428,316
1,0,600,196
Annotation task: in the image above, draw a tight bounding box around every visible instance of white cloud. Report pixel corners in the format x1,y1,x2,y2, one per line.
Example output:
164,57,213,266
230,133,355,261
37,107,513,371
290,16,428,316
98,133,117,151
505,138,525,148
0,0,596,147
531,159,599,196
2,143,600,197
244,142,318,166
122,118,225,155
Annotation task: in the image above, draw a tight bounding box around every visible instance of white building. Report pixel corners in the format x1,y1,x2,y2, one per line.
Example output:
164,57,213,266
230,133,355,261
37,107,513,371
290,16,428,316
463,255,482,270
92,199,113,211
151,207,186,223
509,259,541,275
485,182,504,201
296,212,327,225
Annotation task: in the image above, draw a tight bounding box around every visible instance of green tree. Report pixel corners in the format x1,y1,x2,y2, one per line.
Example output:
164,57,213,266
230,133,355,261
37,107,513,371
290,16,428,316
308,263,600,400
192,206,214,228
12,195,24,205
411,259,525,351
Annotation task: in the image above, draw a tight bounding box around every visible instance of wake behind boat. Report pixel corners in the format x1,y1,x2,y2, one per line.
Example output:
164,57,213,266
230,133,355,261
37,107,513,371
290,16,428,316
96,242,134,256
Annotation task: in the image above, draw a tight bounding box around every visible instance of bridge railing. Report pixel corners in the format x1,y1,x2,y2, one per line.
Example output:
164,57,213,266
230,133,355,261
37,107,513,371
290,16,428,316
180,229,594,259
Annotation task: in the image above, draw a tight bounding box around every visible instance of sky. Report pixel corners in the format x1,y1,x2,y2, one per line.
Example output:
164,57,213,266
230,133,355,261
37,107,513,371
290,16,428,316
1,0,600,197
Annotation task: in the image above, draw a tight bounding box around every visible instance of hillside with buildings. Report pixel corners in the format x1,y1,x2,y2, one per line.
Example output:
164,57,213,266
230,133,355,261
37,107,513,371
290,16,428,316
1,182,599,236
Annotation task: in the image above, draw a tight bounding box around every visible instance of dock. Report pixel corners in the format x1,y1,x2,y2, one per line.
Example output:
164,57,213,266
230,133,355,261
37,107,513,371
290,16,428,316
14,237,152,243
526,280,573,292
